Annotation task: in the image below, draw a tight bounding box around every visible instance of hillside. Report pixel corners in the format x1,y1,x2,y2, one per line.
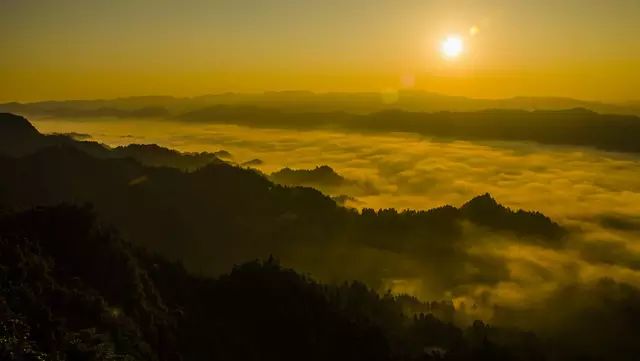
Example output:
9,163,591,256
0,113,224,170
0,114,565,294
1,114,639,361
1,204,560,361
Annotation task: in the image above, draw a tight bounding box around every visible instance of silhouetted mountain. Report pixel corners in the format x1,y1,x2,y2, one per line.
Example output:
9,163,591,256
7,95,640,154
271,165,378,197
112,144,224,170
178,107,640,154
461,193,566,244
0,204,558,361
2,114,638,361
272,165,346,187
0,112,39,136
0,113,225,170
3,91,639,116
2,204,636,360
0,141,565,290
0,113,47,156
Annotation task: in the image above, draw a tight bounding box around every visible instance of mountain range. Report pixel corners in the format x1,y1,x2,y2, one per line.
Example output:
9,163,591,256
3,91,640,116
2,112,640,361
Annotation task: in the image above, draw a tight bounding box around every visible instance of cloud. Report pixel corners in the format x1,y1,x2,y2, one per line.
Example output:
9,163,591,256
29,117,640,317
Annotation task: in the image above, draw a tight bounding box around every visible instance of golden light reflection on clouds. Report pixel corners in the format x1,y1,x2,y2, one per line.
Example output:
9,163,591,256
31,117,640,313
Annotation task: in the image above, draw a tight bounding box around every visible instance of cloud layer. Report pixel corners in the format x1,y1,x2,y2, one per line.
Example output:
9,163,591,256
32,117,640,318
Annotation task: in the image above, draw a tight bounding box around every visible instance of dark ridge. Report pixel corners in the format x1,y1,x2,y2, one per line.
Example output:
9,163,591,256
461,193,566,241
0,144,566,279
175,107,640,154
461,193,501,212
0,113,46,156
0,113,223,170
0,112,40,136
112,144,224,170
0,204,552,361
271,165,346,187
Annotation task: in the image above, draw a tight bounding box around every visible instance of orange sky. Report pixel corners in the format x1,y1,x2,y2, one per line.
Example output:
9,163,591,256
2,0,639,102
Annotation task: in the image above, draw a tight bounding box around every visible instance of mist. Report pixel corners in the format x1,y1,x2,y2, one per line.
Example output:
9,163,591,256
29,117,640,314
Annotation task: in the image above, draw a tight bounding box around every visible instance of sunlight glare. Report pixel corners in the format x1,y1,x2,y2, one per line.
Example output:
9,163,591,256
441,35,464,59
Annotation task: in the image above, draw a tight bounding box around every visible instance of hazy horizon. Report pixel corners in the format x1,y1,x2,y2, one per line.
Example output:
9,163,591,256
3,0,639,103
3,89,639,105
3,2,640,360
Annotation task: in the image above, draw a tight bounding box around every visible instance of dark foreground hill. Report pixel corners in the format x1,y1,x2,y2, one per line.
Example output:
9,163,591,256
0,144,565,289
0,204,609,361
3,205,639,361
0,112,223,170
1,114,640,360
0,113,567,292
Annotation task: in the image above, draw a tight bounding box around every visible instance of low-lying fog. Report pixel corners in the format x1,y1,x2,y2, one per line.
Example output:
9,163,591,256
32,116,640,321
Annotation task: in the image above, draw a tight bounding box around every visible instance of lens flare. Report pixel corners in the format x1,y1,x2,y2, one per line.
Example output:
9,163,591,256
441,35,464,59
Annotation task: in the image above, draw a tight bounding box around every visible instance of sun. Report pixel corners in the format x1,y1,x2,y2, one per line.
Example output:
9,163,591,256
441,35,464,59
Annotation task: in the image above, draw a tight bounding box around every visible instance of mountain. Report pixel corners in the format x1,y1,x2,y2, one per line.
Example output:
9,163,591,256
178,107,640,154
3,91,640,117
461,193,565,244
0,112,225,170
0,114,566,291
1,204,559,361
0,112,39,136
271,165,347,188
0,113,50,156
270,165,378,197
112,144,224,171
2,114,639,361
0,196,634,361
7,94,640,154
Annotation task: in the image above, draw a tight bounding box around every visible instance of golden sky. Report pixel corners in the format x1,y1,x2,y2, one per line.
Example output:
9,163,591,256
2,0,639,102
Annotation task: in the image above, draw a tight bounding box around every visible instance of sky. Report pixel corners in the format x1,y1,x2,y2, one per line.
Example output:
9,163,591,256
2,0,639,102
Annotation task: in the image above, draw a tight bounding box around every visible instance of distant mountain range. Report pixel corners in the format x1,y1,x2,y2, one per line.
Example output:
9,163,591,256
4,92,640,155
177,106,640,154
2,91,639,117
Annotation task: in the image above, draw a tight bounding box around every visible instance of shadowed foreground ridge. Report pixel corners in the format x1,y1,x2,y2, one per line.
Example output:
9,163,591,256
2,113,640,360
2,205,639,361
1,205,548,361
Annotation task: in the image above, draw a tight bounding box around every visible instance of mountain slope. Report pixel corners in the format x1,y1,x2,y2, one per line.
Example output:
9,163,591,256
0,112,224,169
0,144,565,294
2,204,549,361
